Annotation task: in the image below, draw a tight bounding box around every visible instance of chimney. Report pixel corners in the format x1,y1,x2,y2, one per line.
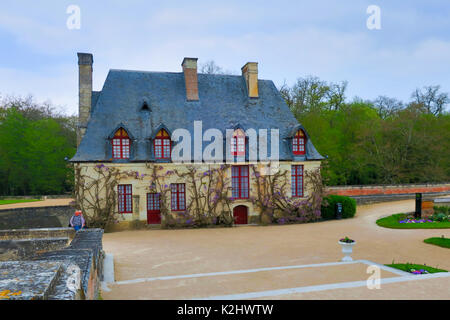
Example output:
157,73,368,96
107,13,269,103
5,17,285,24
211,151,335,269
77,52,93,147
241,62,258,98
182,57,199,101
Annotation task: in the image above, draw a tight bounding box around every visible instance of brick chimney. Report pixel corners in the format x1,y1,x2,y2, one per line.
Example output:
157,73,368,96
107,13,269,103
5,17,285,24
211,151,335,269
182,57,199,101
77,52,93,147
241,62,258,98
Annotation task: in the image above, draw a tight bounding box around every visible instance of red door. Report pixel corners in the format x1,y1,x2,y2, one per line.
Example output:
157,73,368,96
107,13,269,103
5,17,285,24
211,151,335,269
233,206,248,225
147,193,161,224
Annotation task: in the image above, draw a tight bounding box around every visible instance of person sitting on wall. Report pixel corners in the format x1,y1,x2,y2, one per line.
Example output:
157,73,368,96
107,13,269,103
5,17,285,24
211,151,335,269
70,210,86,231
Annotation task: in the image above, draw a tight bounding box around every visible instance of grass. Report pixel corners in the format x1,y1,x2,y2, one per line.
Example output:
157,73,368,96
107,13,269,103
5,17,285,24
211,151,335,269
376,213,450,229
0,199,42,205
387,263,448,274
424,237,450,249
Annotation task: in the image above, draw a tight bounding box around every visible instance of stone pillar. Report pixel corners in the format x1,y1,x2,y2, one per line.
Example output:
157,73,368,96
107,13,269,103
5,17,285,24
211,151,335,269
77,53,93,147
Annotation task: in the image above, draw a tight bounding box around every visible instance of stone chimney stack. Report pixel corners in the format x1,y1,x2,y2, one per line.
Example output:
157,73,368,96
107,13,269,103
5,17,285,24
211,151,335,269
182,57,199,101
241,62,258,98
77,52,93,147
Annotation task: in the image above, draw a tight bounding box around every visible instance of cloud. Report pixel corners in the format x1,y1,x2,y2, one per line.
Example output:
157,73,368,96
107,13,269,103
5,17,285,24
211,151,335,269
0,1,449,111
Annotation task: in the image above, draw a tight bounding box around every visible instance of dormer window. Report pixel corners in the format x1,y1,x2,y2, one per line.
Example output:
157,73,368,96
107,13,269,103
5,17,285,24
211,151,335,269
293,130,306,156
231,129,245,156
154,129,171,160
112,128,130,159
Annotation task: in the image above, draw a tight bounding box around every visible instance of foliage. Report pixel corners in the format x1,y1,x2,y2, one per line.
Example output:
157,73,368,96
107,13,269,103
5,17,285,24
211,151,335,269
424,237,450,249
281,78,450,185
321,195,356,220
74,164,122,229
0,95,76,195
339,236,355,243
431,212,449,223
250,164,326,225
74,163,236,229
386,263,447,274
434,206,450,216
0,199,41,205
167,165,234,228
376,213,450,229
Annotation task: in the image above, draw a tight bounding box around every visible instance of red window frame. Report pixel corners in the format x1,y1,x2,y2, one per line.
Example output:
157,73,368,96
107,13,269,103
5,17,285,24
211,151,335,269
291,165,304,197
154,130,171,160
171,184,186,211
293,130,306,156
112,128,131,159
231,130,245,156
232,165,249,199
147,193,160,211
118,184,133,213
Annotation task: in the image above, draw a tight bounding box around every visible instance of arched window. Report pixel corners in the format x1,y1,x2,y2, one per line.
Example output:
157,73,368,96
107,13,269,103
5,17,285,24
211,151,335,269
154,129,171,160
292,130,306,156
112,128,130,159
231,129,246,156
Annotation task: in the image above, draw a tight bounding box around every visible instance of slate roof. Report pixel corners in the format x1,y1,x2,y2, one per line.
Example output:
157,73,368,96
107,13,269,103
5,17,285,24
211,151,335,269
71,70,324,162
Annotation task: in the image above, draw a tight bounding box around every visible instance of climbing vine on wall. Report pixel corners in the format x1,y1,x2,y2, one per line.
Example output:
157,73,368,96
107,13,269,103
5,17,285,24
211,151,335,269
74,162,326,229
73,164,145,229
169,164,234,228
250,164,327,225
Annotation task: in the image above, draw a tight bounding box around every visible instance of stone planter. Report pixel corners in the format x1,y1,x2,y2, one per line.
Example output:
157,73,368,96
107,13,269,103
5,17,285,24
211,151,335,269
338,240,356,262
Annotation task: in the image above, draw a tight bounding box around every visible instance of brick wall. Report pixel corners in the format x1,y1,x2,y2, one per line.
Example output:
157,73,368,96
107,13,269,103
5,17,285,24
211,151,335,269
326,183,450,197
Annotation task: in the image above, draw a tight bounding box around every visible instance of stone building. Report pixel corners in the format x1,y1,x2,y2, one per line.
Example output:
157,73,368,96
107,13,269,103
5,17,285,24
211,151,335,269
70,53,324,228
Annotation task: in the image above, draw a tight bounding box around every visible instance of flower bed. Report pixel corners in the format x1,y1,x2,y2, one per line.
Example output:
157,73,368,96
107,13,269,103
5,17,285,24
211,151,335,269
376,213,450,229
399,218,434,224
387,263,447,274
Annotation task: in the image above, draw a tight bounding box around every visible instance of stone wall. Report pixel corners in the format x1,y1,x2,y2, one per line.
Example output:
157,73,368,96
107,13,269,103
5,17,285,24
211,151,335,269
0,206,74,230
77,161,322,226
0,238,69,261
326,183,450,204
0,228,104,300
327,183,450,196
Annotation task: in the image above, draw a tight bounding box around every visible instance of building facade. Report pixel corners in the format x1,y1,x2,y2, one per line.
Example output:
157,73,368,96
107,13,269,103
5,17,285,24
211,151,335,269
71,53,324,228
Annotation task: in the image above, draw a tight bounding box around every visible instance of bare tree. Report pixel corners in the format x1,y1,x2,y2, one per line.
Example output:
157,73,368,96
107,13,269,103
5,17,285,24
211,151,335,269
373,95,404,119
327,81,348,111
199,60,237,75
279,76,348,116
411,85,449,115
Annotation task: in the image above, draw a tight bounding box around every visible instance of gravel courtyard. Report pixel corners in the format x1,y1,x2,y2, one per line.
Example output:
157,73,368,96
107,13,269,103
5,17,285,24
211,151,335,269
102,199,450,299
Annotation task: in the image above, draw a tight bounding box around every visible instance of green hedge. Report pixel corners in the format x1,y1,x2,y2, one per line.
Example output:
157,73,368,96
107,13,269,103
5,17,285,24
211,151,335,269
321,195,356,220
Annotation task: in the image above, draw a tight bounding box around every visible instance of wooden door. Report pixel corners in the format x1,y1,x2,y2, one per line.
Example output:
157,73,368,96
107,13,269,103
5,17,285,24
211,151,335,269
233,206,248,225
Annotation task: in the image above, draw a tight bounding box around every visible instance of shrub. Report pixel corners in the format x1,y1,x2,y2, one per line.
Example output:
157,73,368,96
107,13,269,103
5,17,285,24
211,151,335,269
321,195,356,220
434,206,450,215
431,212,449,222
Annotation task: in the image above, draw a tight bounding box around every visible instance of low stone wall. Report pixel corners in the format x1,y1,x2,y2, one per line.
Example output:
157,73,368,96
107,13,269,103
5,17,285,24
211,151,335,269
327,183,450,204
33,229,104,300
327,183,450,196
0,228,75,240
0,238,69,261
0,206,73,230
0,228,104,300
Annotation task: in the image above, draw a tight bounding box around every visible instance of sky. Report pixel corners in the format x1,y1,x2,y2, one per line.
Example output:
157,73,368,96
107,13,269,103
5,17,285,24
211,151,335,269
0,0,449,115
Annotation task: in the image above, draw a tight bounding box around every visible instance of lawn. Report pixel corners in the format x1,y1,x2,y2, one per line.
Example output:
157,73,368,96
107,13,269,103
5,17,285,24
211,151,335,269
376,213,450,229
387,263,448,274
0,199,42,205
424,237,450,249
